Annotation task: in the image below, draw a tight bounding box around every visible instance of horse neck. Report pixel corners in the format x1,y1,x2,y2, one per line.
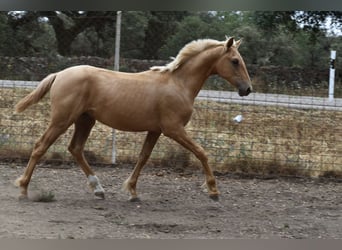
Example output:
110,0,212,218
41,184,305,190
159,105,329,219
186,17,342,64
175,46,223,100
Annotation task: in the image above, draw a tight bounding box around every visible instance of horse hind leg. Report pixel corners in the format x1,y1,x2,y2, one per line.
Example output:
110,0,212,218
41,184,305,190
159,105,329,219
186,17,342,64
15,122,70,199
68,113,105,199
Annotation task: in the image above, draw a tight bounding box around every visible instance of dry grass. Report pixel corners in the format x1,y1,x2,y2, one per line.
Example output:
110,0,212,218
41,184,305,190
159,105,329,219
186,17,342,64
30,190,56,202
191,100,342,177
1,87,342,178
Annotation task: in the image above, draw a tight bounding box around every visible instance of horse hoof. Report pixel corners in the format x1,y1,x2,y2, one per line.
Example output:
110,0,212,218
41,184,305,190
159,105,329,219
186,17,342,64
18,194,29,201
129,197,141,202
94,191,105,199
209,194,219,202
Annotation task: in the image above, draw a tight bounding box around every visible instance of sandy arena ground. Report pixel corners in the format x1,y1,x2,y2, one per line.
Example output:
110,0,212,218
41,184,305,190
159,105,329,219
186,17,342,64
0,162,341,239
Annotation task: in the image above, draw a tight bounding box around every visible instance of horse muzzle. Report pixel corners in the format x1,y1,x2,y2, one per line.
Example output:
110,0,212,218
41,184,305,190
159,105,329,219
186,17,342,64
238,86,252,97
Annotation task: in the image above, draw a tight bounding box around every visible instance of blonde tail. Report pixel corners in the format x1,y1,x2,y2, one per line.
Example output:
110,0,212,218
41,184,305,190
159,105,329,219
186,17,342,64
15,73,57,113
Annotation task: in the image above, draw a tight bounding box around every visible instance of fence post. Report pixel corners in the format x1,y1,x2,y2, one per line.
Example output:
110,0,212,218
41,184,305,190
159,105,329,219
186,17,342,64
111,11,122,165
328,50,336,102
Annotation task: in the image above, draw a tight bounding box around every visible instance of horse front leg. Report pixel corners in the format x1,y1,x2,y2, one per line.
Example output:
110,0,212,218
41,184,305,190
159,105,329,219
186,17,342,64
123,131,161,201
163,127,219,200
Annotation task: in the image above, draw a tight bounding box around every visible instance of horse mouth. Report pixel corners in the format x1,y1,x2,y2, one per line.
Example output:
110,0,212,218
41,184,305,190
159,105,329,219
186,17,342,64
238,87,252,97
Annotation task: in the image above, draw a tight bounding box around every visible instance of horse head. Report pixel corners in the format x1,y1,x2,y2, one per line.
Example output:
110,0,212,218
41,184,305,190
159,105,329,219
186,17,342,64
213,37,252,96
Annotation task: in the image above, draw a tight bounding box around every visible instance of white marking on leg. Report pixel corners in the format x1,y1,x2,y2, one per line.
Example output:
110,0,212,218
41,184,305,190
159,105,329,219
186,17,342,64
14,176,23,187
122,177,130,193
201,181,208,192
88,175,105,197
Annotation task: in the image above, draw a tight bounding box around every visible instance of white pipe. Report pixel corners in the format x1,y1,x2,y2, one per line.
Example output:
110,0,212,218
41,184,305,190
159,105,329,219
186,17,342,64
111,11,122,165
329,50,336,102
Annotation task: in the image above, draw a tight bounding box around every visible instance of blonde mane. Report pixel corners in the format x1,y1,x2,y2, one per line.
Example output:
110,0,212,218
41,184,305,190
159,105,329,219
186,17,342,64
151,38,230,72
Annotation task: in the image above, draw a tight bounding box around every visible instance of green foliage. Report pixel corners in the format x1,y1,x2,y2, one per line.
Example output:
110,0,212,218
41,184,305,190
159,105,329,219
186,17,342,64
142,11,189,59
0,11,57,56
121,11,150,58
159,15,211,58
159,11,246,59
0,10,340,74
0,13,12,55
292,30,329,68
252,11,297,35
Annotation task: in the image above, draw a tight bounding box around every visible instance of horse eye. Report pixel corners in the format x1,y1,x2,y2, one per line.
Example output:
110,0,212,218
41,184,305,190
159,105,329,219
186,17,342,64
232,58,239,66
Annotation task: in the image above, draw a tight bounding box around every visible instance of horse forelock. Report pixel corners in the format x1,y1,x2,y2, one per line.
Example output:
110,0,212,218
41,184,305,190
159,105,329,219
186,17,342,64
151,38,231,72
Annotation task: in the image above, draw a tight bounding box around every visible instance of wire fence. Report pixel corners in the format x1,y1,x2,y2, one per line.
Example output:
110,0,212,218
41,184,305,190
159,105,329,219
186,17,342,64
0,12,341,178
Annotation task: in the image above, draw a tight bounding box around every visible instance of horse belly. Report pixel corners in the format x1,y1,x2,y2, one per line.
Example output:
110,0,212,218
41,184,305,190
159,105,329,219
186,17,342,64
92,107,160,132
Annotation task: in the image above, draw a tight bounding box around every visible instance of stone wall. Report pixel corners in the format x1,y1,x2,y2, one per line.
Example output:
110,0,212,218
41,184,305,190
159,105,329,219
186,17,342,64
0,56,340,96
0,56,166,80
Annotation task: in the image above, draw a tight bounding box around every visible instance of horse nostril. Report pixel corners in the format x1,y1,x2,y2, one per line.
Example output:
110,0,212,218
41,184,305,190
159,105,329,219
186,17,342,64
246,87,251,95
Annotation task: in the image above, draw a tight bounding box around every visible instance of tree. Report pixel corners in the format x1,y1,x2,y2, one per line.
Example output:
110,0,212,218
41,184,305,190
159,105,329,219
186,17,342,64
296,11,342,33
120,11,150,59
241,11,342,67
40,11,116,56
0,12,11,55
142,11,189,59
1,11,56,56
159,15,210,59
158,12,237,59
252,11,297,36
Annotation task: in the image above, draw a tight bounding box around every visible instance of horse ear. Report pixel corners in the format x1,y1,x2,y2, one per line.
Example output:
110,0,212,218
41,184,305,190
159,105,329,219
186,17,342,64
226,37,234,49
235,39,242,49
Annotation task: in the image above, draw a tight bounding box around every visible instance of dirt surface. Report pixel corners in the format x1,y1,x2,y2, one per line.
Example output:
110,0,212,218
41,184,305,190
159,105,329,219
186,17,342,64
0,162,341,239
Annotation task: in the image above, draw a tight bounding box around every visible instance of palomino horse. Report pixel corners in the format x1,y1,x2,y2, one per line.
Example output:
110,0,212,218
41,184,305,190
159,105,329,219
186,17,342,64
15,37,252,201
